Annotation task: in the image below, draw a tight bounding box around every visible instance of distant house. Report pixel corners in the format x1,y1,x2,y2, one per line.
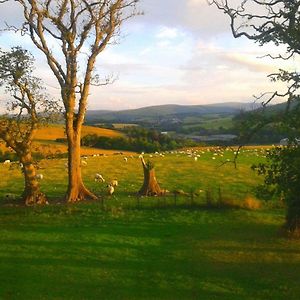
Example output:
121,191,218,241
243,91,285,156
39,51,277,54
161,132,168,135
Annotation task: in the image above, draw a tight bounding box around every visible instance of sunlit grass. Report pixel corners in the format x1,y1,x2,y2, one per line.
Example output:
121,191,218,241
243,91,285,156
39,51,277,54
0,206,300,299
1,147,299,299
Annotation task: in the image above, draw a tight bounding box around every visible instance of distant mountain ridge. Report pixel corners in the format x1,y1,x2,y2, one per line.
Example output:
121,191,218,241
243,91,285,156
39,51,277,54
86,102,259,124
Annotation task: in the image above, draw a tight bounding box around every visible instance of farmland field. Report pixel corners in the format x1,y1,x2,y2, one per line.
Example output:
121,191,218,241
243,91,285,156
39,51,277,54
1,148,300,299
0,124,134,157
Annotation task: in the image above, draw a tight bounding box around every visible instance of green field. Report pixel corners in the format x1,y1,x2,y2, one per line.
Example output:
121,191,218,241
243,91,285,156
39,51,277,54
1,148,300,299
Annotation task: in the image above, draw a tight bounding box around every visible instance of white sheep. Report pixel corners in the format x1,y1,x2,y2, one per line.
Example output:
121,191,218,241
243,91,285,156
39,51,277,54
81,160,88,166
3,159,11,165
194,157,198,161
35,174,44,180
110,179,118,187
94,173,105,183
107,184,114,195
124,157,128,162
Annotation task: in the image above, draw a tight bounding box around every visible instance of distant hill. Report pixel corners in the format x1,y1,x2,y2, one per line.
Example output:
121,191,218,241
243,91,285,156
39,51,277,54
86,102,257,124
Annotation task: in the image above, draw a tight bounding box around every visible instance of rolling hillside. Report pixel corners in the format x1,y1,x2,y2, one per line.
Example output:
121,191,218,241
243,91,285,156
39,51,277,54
34,124,123,141
85,102,257,124
0,124,135,156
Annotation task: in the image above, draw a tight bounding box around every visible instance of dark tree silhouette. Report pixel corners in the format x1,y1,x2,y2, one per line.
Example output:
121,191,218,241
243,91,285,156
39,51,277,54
210,0,300,235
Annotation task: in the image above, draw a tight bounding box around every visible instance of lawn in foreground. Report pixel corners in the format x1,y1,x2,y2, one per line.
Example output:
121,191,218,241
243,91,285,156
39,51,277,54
0,205,300,300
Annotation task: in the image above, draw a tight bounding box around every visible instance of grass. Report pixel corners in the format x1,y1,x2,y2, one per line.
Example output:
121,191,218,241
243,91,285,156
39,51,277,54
34,124,123,140
0,148,265,201
183,115,234,130
1,206,300,299
0,124,134,157
1,147,300,299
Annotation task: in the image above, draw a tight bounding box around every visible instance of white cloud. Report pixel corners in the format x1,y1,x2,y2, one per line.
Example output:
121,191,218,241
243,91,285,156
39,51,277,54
156,26,181,40
0,0,295,111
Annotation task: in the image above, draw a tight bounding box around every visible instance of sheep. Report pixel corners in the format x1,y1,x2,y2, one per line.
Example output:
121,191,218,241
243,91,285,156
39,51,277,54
81,160,88,166
107,184,115,195
110,179,118,187
194,157,198,161
3,159,11,165
124,157,128,162
35,174,44,180
94,173,105,183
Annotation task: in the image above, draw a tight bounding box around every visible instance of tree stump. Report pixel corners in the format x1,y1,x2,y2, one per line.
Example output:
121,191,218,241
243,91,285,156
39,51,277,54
139,157,162,196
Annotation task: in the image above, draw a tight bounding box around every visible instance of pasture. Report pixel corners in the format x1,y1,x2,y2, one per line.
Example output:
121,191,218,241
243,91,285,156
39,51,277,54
1,148,300,299
0,124,130,158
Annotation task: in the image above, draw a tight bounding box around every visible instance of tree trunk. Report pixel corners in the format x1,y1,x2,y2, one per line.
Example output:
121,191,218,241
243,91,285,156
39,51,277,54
20,152,47,206
139,157,162,196
286,202,300,237
66,130,97,203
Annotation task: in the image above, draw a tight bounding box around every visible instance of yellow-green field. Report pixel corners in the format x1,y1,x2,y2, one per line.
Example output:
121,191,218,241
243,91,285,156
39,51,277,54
1,147,300,300
1,147,266,202
0,124,135,157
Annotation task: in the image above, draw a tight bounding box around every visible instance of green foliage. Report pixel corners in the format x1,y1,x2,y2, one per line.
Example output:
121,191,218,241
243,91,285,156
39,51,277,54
253,143,300,231
145,160,154,170
81,127,198,153
0,150,18,162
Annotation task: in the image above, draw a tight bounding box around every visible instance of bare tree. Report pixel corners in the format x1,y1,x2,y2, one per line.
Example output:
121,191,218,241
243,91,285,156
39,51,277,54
209,0,299,106
0,47,51,205
4,0,140,202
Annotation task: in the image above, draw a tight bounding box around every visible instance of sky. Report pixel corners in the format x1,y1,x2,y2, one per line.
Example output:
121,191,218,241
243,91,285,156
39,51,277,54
0,0,297,111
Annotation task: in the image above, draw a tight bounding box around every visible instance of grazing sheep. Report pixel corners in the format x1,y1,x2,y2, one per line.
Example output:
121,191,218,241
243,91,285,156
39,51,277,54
194,157,198,161
3,159,11,165
81,160,88,166
110,179,118,187
94,173,105,183
107,184,114,195
124,157,128,162
35,174,44,180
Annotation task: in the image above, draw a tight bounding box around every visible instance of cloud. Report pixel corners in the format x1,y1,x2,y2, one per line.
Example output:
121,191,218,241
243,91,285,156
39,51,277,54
156,26,181,40
137,0,230,38
0,0,294,111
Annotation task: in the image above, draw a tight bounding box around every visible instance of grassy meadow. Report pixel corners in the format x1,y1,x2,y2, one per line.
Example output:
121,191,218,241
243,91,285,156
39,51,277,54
1,148,300,299
0,124,132,157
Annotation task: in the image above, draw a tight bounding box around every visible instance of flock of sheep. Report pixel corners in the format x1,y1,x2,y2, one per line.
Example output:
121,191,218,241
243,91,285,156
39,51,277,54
1,146,270,198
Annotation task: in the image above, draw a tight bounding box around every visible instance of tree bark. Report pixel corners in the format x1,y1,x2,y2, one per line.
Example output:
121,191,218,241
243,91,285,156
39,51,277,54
139,157,162,196
286,202,300,237
65,126,97,203
20,152,47,206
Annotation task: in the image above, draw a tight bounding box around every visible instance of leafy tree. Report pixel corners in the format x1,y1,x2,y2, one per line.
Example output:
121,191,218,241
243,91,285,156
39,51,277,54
0,47,54,205
210,0,300,234
3,0,139,202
